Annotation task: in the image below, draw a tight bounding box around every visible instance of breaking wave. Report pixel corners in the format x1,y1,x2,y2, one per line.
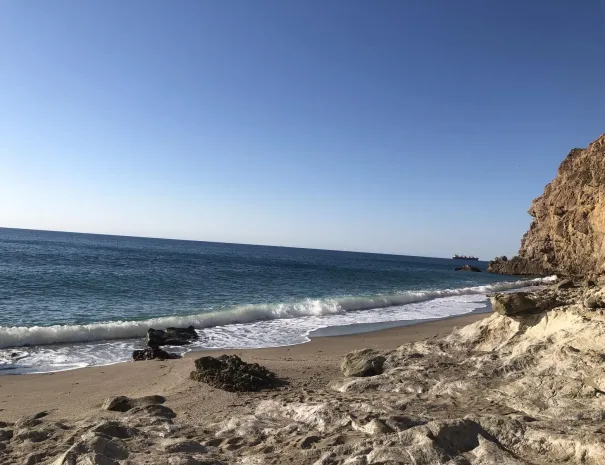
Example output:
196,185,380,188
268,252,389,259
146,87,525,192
0,276,556,349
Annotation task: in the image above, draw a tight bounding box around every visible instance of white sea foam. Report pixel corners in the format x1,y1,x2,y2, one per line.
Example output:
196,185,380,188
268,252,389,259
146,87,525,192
0,276,556,349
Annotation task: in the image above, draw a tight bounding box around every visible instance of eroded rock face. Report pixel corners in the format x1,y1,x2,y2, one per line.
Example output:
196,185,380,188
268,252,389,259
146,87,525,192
491,292,537,316
340,348,386,377
488,134,605,276
190,355,284,392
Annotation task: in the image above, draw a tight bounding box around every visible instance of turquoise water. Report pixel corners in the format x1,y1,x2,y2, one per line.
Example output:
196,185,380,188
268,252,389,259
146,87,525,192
0,228,549,374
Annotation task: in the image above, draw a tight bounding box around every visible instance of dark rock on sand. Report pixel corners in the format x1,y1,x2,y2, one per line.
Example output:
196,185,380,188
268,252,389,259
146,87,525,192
340,348,386,377
454,264,481,272
190,355,283,392
146,326,198,347
132,346,180,361
102,395,166,412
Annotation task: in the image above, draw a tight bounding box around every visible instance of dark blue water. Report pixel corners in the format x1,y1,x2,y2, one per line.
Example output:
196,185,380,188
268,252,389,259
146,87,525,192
0,228,549,374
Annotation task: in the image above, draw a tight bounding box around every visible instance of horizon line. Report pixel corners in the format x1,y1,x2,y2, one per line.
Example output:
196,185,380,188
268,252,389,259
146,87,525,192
0,226,484,262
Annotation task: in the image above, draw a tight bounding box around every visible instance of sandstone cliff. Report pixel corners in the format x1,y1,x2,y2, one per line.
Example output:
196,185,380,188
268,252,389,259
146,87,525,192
488,133,605,276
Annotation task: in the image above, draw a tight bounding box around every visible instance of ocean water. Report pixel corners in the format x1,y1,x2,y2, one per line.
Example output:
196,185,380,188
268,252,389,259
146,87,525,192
0,228,552,374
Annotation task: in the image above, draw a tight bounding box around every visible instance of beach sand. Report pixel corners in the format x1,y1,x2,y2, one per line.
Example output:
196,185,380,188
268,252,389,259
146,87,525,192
0,313,486,424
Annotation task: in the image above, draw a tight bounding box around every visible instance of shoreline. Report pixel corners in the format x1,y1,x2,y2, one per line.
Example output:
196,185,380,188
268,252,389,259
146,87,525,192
0,311,488,422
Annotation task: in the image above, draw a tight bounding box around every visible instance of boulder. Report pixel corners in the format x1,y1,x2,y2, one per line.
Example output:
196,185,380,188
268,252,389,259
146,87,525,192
340,348,386,377
584,287,605,308
455,264,481,272
190,355,283,392
101,395,165,412
132,346,180,361
490,292,538,316
146,326,198,347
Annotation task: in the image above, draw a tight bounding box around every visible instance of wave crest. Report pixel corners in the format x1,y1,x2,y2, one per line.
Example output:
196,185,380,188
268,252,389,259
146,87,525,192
0,276,556,349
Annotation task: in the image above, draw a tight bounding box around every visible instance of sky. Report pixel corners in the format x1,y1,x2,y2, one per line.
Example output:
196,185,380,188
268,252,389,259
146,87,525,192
1,1,604,259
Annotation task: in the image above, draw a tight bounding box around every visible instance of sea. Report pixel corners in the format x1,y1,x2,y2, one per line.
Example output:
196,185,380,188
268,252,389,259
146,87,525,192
0,228,554,374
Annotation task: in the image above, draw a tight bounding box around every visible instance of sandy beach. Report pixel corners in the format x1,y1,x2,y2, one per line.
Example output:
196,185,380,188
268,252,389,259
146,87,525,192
0,313,486,424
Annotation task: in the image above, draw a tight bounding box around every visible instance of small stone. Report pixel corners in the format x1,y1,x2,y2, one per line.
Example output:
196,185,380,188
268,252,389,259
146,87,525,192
101,395,165,412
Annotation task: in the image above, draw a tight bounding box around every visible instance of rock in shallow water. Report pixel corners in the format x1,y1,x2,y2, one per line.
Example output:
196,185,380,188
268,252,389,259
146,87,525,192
190,355,284,392
146,326,198,347
132,346,180,361
454,264,482,272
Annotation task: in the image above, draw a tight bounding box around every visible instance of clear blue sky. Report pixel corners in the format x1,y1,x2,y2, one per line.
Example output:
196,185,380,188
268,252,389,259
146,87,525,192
1,1,604,259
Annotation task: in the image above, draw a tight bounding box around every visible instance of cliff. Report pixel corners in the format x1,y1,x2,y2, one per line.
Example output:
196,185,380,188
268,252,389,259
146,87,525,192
488,133,605,276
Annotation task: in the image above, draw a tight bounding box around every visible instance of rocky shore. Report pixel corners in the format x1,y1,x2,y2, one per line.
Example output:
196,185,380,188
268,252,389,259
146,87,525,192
2,280,605,464
4,133,605,464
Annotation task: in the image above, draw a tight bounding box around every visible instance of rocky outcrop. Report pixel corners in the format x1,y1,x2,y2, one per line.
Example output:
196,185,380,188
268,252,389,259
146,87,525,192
487,255,545,275
490,292,538,316
7,282,605,464
489,288,564,316
488,133,605,276
190,355,284,392
340,348,386,377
